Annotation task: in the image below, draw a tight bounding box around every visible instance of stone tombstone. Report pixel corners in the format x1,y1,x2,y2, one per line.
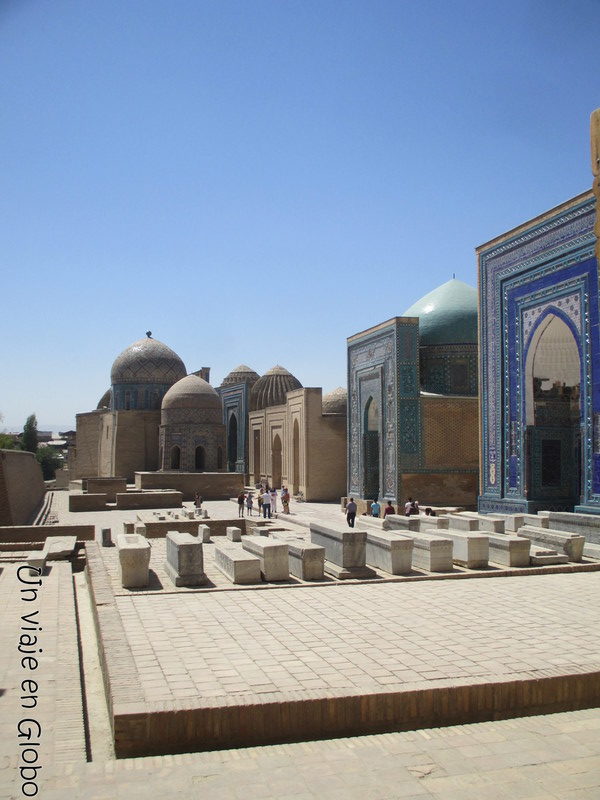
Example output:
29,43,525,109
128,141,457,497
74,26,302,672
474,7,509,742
309,521,375,579
198,524,211,543
226,526,242,542
116,533,151,589
101,528,112,547
164,531,207,587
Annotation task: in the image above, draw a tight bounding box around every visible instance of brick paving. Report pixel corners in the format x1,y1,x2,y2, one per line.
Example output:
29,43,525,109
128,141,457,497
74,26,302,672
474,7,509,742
17,707,600,799
116,572,600,704
0,562,86,799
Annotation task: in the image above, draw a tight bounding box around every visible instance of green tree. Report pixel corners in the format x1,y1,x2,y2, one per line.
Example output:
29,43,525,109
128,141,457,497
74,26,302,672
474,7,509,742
22,414,38,453
0,433,18,449
36,446,63,480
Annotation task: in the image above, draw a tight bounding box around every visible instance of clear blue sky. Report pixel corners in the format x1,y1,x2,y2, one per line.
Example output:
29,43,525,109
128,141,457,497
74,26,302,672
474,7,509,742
1,0,598,430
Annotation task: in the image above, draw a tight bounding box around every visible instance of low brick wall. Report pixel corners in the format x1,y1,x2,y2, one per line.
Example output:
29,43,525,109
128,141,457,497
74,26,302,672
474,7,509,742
86,478,127,502
0,524,95,544
135,471,244,500
132,517,269,538
115,491,183,510
111,670,600,758
69,493,108,512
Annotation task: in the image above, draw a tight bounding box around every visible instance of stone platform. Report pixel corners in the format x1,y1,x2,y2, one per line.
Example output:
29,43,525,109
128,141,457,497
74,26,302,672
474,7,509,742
88,543,600,756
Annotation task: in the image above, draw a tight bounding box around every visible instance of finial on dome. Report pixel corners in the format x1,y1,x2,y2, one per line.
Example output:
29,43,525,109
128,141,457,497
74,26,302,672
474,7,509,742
146,330,152,338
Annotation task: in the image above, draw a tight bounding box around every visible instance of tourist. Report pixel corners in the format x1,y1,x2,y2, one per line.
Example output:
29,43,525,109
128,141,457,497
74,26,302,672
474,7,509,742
257,492,263,515
370,499,381,518
281,487,290,514
409,499,420,515
262,488,272,518
383,500,395,517
346,497,357,527
237,491,246,517
194,493,203,515
404,497,414,516
425,507,436,517
270,488,278,514
246,492,254,516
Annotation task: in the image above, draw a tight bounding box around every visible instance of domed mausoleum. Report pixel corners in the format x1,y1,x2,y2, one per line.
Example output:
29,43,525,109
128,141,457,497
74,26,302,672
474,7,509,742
402,278,477,396
347,278,479,508
111,333,187,411
250,366,303,410
159,375,225,472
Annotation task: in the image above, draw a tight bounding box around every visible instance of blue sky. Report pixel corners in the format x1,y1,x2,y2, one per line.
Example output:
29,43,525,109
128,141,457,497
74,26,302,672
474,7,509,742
1,0,598,430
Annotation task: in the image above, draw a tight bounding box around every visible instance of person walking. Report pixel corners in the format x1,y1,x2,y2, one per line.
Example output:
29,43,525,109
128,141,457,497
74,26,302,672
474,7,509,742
383,500,395,517
246,492,254,516
257,492,263,516
346,497,357,528
237,491,246,517
270,489,278,514
370,499,381,518
262,489,272,519
281,487,290,514
194,493,203,515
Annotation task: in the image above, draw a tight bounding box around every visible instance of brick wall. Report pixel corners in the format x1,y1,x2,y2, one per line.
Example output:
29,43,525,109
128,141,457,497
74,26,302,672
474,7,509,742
69,493,108,512
422,396,478,470
0,450,46,525
0,524,95,544
134,472,244,500
115,491,183,509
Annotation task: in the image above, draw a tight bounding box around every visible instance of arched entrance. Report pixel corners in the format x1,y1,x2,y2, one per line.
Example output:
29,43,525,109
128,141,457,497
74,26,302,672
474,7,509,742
272,434,282,488
292,419,300,495
195,445,205,471
227,413,238,472
524,313,581,506
170,445,181,470
363,396,380,500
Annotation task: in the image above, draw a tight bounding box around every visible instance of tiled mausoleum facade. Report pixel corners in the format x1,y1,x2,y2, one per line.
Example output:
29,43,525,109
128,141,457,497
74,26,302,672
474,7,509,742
478,190,600,514
347,279,479,507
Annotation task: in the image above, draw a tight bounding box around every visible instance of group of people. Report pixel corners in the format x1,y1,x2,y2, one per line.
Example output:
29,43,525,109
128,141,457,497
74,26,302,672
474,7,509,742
346,496,436,527
237,485,291,518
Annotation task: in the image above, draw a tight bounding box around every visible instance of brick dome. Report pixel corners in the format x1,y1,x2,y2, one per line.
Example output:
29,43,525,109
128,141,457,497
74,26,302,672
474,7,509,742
250,366,302,410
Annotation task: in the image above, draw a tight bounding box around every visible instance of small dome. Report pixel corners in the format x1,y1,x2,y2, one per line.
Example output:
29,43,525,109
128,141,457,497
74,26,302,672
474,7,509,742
402,279,477,346
322,387,347,414
97,388,111,409
111,335,187,385
220,364,260,388
162,374,221,411
250,365,302,410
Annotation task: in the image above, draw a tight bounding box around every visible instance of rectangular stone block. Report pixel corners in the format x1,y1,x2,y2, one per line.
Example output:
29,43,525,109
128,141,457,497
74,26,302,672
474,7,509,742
496,514,549,532
116,533,151,588
395,531,453,572
270,532,326,580
437,515,480,532
45,535,77,561
529,544,568,565
164,531,207,587
123,522,135,534
101,528,112,547
309,522,365,568
241,536,289,581
487,533,530,567
450,512,505,533
198,524,211,543
433,529,489,568
365,530,413,574
226,526,242,542
381,514,420,532
134,523,147,538
537,511,600,545
516,525,585,562
69,493,108,512
115,491,183,510
214,543,262,584
27,551,46,575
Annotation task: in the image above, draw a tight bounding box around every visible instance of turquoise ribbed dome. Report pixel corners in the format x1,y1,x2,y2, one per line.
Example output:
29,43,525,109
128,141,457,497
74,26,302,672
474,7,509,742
402,279,477,345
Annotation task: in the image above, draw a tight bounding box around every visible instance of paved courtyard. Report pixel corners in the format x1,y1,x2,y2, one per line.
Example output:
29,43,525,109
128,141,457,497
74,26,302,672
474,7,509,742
117,572,600,704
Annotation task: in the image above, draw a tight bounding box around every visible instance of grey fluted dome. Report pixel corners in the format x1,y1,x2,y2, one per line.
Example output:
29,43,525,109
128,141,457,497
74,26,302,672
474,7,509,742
220,364,260,388
322,387,347,415
97,388,111,409
111,335,187,385
250,365,302,410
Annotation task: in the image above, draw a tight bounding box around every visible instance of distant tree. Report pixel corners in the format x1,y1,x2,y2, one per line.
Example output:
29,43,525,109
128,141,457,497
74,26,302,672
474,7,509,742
36,446,63,480
22,414,38,453
0,433,18,449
